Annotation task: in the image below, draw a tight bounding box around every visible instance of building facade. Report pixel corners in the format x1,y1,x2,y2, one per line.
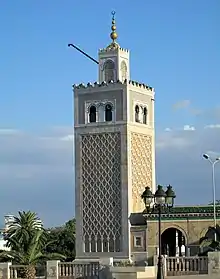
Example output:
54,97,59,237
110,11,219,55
130,205,220,265
0,215,16,251
74,13,155,261
73,12,218,265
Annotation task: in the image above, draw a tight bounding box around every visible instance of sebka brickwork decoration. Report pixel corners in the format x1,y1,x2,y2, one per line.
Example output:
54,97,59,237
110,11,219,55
131,133,152,213
81,132,122,253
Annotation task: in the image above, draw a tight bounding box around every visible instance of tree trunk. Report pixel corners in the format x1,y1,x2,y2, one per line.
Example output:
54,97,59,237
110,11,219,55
24,265,36,279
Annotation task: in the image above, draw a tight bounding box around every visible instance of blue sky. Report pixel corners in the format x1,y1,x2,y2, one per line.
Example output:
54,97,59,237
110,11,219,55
0,0,220,226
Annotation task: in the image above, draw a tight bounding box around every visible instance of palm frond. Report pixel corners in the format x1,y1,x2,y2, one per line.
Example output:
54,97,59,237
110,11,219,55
28,230,44,262
0,250,24,263
28,252,43,265
41,253,66,261
200,239,213,248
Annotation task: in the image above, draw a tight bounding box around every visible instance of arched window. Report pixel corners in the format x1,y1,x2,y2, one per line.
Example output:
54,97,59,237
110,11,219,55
121,61,127,82
89,105,96,123
104,60,115,82
143,107,147,124
135,105,140,122
105,104,113,122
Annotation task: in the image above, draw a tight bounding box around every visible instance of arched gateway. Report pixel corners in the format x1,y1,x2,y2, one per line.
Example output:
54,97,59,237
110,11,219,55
161,227,186,256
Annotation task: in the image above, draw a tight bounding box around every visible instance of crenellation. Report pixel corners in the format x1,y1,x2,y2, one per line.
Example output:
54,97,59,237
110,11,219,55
128,80,153,91
73,79,153,91
99,46,129,53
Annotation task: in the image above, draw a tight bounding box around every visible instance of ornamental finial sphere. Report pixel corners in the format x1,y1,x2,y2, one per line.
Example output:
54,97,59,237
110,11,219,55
109,11,118,42
110,31,118,41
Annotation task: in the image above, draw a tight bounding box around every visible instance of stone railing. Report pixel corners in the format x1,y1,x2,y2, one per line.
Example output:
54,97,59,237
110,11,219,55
10,264,46,279
166,256,208,276
10,265,25,279
0,253,219,279
58,262,100,278
0,261,100,279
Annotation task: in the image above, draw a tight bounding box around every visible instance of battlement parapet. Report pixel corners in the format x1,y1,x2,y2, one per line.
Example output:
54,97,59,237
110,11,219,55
73,79,153,92
99,46,129,53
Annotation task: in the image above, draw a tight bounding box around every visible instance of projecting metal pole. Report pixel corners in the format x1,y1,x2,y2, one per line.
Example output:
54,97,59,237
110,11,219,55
203,154,220,243
212,161,218,242
68,44,99,64
157,205,164,279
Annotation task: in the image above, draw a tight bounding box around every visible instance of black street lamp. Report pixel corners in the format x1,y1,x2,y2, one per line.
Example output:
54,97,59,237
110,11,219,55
141,185,176,279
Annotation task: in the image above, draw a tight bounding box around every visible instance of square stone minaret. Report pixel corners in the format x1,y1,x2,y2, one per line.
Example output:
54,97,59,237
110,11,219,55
74,12,155,261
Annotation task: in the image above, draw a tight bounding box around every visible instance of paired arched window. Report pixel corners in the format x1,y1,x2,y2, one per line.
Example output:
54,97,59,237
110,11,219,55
121,61,127,82
135,104,148,124
105,104,113,122
87,102,114,123
104,60,115,82
89,106,96,123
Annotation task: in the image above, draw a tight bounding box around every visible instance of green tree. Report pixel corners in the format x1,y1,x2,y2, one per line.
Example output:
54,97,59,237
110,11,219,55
208,200,220,205
46,219,76,261
0,211,64,279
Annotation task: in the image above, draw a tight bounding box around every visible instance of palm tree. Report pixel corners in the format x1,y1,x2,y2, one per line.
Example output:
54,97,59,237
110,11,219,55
5,211,43,250
0,211,64,279
199,225,220,256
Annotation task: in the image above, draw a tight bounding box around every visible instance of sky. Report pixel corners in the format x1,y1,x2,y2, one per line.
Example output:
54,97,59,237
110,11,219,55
0,0,220,227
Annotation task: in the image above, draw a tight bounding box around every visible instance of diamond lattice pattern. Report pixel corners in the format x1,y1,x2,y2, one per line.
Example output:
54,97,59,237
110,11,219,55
81,132,122,252
131,133,152,212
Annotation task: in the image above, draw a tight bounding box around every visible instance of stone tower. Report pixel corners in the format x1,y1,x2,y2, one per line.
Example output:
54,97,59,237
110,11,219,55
74,12,156,261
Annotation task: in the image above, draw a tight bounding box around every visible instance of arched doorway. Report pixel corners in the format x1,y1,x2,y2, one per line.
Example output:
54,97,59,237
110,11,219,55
161,228,186,257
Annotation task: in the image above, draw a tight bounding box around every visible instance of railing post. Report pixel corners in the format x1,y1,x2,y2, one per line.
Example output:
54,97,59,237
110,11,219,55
0,263,11,279
46,261,60,279
163,255,167,276
208,252,220,276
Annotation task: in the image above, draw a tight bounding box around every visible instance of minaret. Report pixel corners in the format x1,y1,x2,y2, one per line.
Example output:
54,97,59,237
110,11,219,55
74,12,155,262
98,11,130,84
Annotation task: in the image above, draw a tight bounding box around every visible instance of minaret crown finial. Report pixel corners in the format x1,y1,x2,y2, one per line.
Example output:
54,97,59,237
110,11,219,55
110,11,118,43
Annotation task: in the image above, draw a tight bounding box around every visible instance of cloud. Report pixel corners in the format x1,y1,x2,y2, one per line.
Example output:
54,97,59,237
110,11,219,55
156,125,220,206
0,124,220,227
171,102,220,121
0,127,74,228
172,100,190,110
192,107,220,121
190,108,203,116
0,129,22,135
60,134,74,141
204,124,220,129
183,125,195,131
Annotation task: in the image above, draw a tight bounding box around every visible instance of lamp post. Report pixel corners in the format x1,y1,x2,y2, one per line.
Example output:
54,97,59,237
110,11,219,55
141,185,176,279
203,153,220,242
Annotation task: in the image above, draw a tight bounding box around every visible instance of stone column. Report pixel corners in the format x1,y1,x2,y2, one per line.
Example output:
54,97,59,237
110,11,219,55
46,261,60,279
208,252,220,276
0,262,11,279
